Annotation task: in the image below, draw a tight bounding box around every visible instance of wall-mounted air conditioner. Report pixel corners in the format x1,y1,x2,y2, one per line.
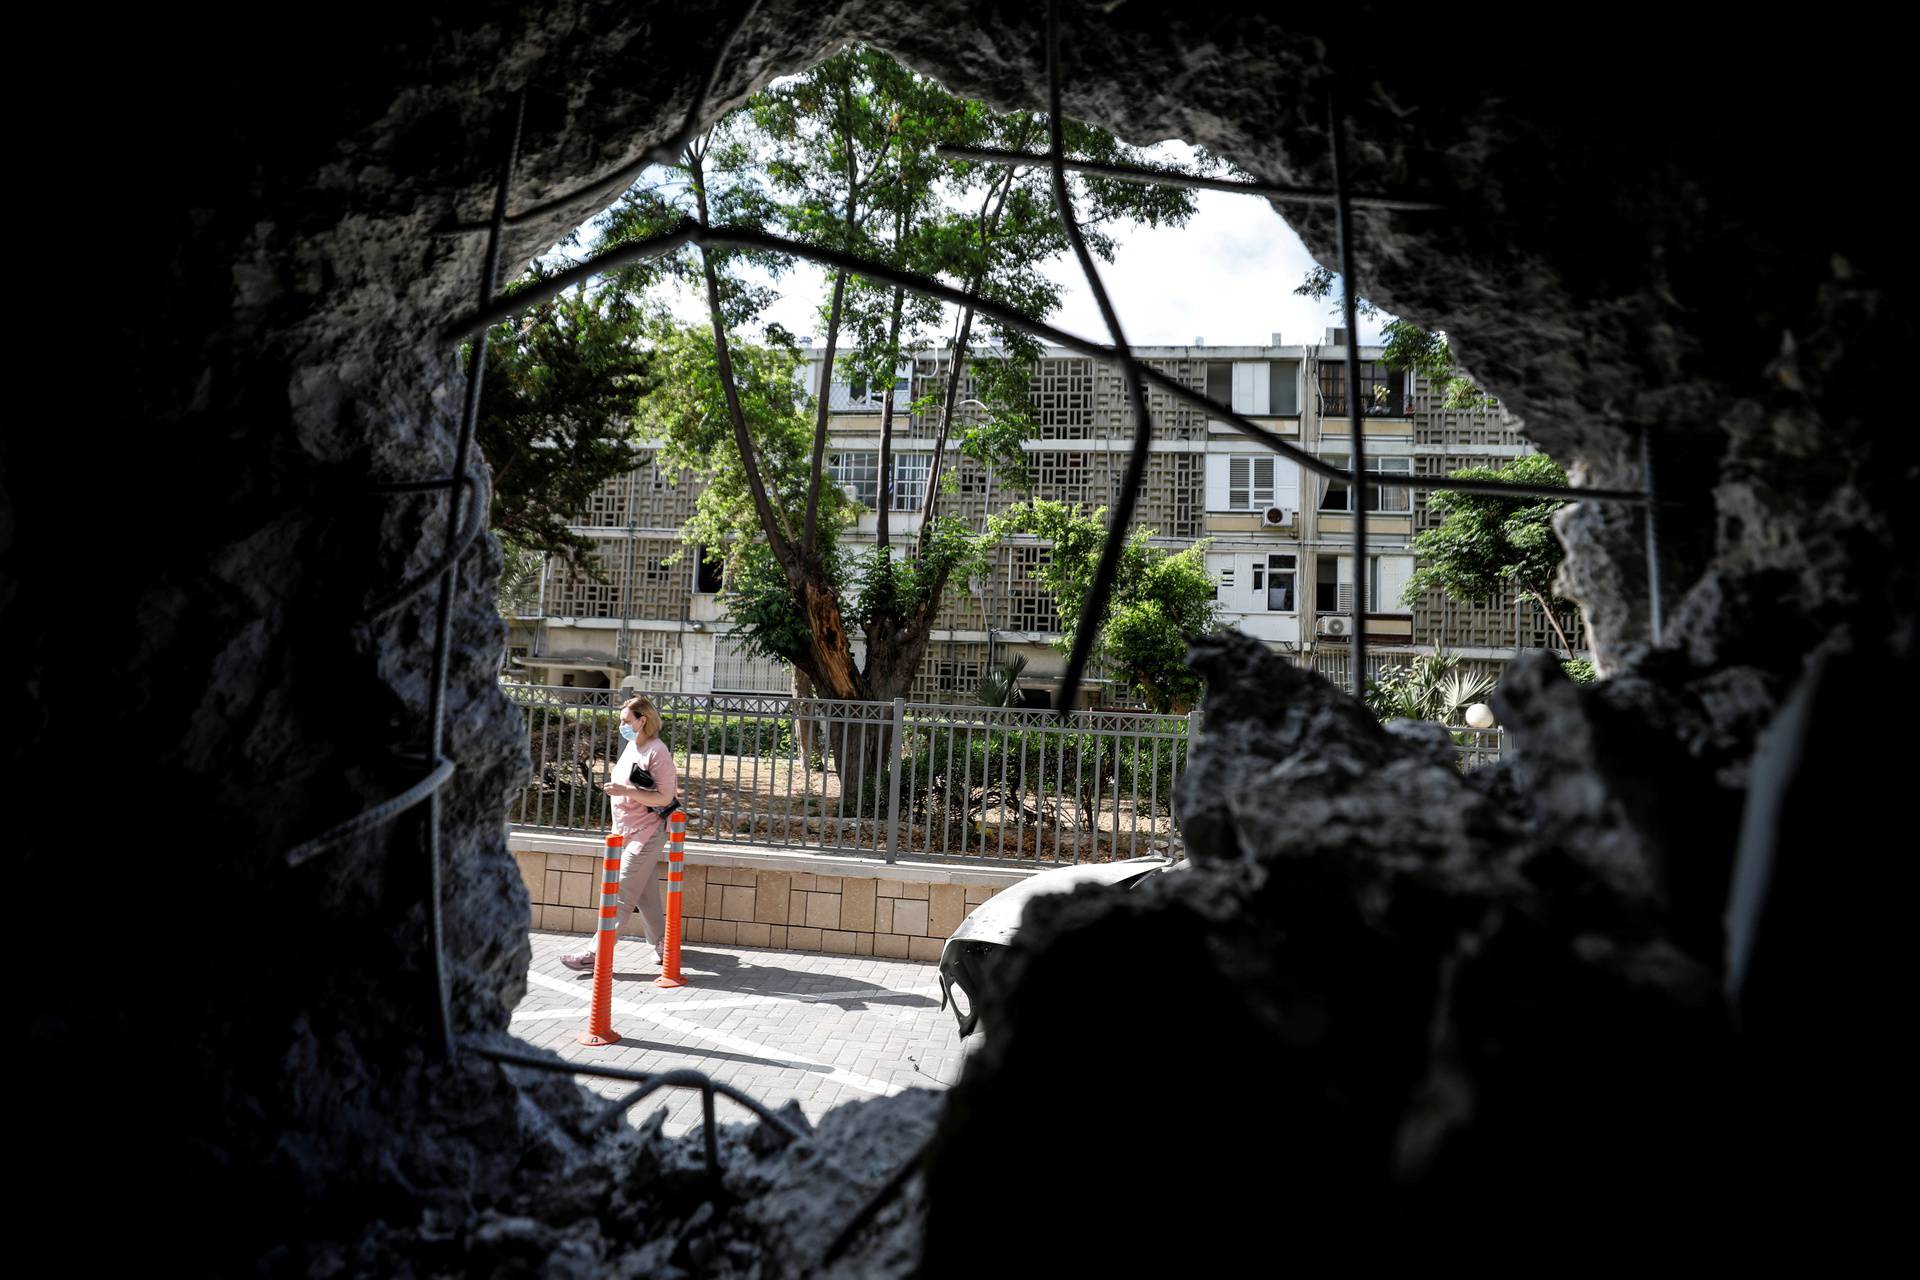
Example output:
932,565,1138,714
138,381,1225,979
1316,614,1351,637
1261,506,1293,528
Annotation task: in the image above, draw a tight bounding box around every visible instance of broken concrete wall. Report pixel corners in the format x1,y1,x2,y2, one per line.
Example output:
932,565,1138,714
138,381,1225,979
12,1,1907,1270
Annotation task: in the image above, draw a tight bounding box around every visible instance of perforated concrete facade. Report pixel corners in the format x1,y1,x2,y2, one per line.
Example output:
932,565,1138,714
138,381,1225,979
515,342,1589,696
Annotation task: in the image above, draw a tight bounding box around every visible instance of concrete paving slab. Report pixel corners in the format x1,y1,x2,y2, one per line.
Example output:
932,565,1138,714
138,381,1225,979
510,929,976,1137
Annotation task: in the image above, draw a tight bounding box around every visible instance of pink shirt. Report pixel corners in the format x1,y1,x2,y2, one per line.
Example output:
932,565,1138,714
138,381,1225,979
612,737,678,842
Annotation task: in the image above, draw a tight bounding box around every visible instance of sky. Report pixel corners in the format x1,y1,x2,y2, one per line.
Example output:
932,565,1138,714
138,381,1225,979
547,142,1390,352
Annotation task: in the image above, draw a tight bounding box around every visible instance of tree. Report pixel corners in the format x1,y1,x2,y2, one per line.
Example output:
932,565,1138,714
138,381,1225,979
1400,453,1579,655
1293,265,1491,409
475,280,659,573
992,500,1220,712
607,44,1200,705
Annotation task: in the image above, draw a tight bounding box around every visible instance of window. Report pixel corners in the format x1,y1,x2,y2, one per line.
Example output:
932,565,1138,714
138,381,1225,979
1265,554,1297,612
1206,361,1232,406
1317,361,1404,417
1218,566,1234,598
1227,456,1276,511
1269,360,1300,415
828,452,878,506
890,453,931,511
827,452,930,511
694,546,724,594
1317,555,1414,613
1316,455,1412,512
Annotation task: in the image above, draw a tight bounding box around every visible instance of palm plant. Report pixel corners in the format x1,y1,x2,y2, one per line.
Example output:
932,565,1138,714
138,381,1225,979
1363,651,1494,724
976,653,1029,707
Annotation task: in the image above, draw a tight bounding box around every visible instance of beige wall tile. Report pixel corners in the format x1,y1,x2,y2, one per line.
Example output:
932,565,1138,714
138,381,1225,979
877,878,907,899
789,890,808,926
682,869,706,918
571,853,599,874
839,878,878,932
814,875,843,892
875,899,896,934
754,872,793,924
721,885,756,922
874,933,910,959
513,852,544,897
571,906,599,933
806,892,841,930
793,872,817,892
853,934,874,957
538,904,571,931
736,922,771,948
908,936,943,962
892,898,929,936
545,852,573,872
820,930,856,955
559,872,594,909
706,920,739,945
789,926,822,950
929,884,967,937
769,926,788,948
899,881,929,900
542,868,565,906
964,885,992,905
684,916,705,943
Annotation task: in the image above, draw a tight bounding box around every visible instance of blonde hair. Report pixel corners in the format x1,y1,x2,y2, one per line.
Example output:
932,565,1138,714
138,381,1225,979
621,696,663,742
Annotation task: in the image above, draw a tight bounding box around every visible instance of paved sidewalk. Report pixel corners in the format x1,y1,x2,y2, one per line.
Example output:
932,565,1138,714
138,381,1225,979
511,930,974,1136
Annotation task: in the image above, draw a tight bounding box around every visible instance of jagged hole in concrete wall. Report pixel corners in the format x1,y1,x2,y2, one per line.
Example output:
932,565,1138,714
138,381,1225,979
18,4,1908,1274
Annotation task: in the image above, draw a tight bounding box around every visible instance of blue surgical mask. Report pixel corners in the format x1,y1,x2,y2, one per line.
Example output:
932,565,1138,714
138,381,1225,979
619,724,638,742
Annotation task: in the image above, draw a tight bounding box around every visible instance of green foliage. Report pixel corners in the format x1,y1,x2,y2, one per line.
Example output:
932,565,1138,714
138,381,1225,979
843,515,992,636
1293,268,1492,409
638,320,846,573
955,356,1036,493
475,281,659,564
1403,454,1570,608
991,500,1221,712
976,653,1029,707
495,539,544,619
1363,651,1496,724
717,546,819,668
1561,658,1598,685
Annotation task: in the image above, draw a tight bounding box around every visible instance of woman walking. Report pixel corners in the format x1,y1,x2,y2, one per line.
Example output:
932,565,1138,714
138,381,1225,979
561,695,678,972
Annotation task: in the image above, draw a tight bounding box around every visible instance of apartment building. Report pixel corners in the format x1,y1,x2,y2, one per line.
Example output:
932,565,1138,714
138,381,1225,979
506,329,1588,702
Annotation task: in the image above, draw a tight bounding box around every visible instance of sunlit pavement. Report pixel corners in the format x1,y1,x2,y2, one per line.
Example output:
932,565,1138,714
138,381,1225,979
511,930,976,1135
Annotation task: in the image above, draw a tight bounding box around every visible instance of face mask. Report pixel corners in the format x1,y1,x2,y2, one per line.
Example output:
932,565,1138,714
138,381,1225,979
619,724,638,742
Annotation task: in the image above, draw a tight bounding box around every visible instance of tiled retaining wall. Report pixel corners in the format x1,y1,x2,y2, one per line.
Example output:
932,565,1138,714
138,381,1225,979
508,833,1021,961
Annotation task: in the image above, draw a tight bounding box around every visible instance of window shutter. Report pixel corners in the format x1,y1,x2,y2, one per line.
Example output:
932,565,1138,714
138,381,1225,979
1252,457,1275,506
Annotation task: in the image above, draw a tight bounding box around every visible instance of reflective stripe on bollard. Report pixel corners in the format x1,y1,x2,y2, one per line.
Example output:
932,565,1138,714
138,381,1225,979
655,811,688,989
578,831,623,1045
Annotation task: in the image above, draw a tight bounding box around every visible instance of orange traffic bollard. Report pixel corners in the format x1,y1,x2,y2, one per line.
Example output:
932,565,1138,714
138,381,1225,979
655,810,688,989
578,831,623,1045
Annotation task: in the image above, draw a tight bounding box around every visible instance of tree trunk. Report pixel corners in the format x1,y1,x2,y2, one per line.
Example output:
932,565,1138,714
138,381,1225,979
802,270,849,553
800,571,863,699
1526,587,1577,656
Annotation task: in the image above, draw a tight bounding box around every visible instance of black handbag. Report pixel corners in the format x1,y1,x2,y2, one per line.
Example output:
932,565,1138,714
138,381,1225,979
629,762,681,815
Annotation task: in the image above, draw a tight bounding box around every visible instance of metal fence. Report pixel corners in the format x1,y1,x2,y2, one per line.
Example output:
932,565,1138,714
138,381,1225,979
505,682,1196,866
1451,726,1504,770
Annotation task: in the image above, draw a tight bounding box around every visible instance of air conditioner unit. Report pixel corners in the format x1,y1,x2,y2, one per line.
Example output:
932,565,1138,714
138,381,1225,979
1317,614,1351,638
1260,506,1293,528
